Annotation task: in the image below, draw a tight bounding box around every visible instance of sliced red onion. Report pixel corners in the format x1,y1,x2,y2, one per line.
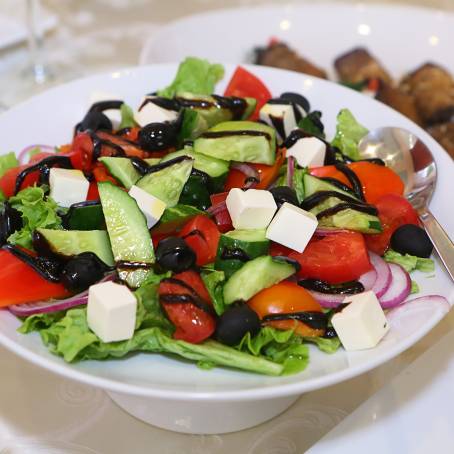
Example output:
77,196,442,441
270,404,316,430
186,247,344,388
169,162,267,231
18,144,55,164
231,162,259,189
369,252,392,298
207,200,227,216
358,268,377,291
379,263,411,309
387,295,450,320
286,156,295,188
309,291,348,308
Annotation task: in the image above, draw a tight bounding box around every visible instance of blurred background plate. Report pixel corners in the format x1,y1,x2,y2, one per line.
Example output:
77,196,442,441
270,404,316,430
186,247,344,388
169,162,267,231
139,3,454,78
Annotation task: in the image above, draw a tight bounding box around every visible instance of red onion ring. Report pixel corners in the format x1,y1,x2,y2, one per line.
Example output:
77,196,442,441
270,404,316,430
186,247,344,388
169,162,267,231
387,295,450,320
18,144,55,164
378,263,411,309
369,252,392,298
231,162,259,189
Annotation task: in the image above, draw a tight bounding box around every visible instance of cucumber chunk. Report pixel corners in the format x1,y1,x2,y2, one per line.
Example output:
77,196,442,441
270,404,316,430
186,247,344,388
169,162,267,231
303,174,358,199
62,202,105,230
223,255,296,305
194,121,276,165
99,157,140,190
37,228,114,266
98,182,154,288
136,158,193,207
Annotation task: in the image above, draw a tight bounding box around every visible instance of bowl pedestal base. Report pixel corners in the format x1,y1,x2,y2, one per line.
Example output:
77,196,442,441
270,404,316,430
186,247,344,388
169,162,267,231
107,391,300,434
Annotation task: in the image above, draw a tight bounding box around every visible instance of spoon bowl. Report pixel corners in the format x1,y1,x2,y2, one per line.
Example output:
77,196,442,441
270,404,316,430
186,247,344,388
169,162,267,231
358,127,453,280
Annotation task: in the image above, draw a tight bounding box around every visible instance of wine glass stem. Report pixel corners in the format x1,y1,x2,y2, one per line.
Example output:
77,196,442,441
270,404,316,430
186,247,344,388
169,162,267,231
26,0,48,84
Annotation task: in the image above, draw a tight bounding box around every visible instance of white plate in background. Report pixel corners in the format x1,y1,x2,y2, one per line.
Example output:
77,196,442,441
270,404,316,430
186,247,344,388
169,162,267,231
139,3,454,79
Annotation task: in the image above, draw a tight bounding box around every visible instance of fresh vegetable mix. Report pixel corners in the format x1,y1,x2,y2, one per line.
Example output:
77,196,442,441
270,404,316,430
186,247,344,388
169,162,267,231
0,57,439,376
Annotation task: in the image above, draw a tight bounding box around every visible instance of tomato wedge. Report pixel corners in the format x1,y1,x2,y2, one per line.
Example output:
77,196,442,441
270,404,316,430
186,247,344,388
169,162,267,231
365,193,419,255
289,232,372,284
178,215,220,266
248,281,324,337
310,162,404,204
224,66,272,120
159,270,215,343
0,250,70,307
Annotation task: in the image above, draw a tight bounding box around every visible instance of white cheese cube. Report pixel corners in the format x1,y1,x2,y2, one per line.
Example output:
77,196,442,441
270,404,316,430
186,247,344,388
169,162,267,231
331,290,390,351
286,136,326,168
87,281,137,343
134,97,179,127
265,202,318,253
49,168,89,208
259,103,298,141
226,188,277,230
128,185,166,228
89,91,122,127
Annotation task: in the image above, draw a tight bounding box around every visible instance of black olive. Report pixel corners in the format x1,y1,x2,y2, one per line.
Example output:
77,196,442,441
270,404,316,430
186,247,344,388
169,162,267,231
60,252,107,292
138,122,178,151
390,224,433,258
215,304,261,346
156,236,196,273
280,92,310,113
0,203,22,245
76,111,112,133
269,186,299,209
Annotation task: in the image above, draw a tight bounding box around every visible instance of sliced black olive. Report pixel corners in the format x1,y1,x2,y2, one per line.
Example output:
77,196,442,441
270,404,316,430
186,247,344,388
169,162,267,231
215,303,261,346
0,203,22,246
156,236,196,273
390,224,433,258
269,186,299,209
60,252,108,292
138,122,178,151
280,92,310,113
76,111,112,133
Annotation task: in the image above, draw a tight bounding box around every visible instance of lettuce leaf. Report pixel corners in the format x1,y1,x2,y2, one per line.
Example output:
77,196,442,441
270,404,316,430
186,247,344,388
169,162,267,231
7,186,62,249
384,249,435,273
158,57,224,99
411,280,420,294
302,336,341,354
297,111,325,138
0,151,19,179
118,103,137,130
331,109,368,160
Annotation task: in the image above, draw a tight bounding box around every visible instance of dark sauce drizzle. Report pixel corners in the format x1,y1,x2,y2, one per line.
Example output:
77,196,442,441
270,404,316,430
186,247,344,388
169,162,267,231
14,155,73,195
318,177,357,197
116,260,154,270
181,229,206,241
0,202,22,245
301,190,365,211
316,202,378,220
200,130,272,142
130,155,192,176
334,163,365,201
220,247,250,262
89,100,124,113
89,132,127,161
298,278,365,295
263,311,328,330
267,98,303,123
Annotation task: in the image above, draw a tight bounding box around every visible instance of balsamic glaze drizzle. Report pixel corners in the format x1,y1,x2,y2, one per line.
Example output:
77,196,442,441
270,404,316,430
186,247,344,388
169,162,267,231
263,311,328,330
130,155,192,176
220,247,250,262
316,202,378,220
200,130,272,142
300,190,364,211
298,278,365,295
319,177,357,197
334,163,365,201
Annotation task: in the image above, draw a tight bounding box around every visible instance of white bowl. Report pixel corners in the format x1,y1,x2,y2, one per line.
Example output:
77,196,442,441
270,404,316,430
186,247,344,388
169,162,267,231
0,64,453,434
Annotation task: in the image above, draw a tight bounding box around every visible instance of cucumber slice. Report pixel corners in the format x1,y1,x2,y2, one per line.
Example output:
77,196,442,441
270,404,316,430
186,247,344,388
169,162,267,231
98,182,154,288
303,174,358,199
61,202,105,230
37,228,114,266
194,121,276,165
215,229,270,278
136,158,193,207
99,157,140,190
223,255,296,305
161,147,229,178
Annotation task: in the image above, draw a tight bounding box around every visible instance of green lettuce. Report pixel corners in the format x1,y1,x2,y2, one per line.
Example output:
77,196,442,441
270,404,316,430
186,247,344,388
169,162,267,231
0,151,19,179
7,186,62,249
201,268,226,315
331,109,368,160
118,103,137,130
158,57,224,99
384,249,435,273
303,336,341,354
298,111,325,138
411,280,420,294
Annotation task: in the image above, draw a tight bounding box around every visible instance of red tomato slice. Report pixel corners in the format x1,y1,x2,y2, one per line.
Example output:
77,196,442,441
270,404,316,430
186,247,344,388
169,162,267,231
0,250,70,307
310,162,404,204
224,66,272,121
159,270,215,343
69,132,94,171
0,165,39,198
365,194,419,255
290,232,372,284
248,281,324,337
178,215,220,266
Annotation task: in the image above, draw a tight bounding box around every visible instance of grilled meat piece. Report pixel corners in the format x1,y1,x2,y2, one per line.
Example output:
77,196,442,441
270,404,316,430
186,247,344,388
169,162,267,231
400,63,454,125
427,122,454,159
334,47,392,85
255,42,327,79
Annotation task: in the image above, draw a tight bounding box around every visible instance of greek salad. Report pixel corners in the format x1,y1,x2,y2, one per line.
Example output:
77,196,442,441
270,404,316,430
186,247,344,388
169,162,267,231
0,58,442,376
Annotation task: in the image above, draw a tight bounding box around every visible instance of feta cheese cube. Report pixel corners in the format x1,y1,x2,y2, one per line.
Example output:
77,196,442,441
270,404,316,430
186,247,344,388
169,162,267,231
49,168,89,208
265,202,318,253
134,97,179,127
89,91,123,127
259,103,298,141
87,281,137,343
128,185,166,228
286,136,326,168
226,188,277,230
331,290,390,351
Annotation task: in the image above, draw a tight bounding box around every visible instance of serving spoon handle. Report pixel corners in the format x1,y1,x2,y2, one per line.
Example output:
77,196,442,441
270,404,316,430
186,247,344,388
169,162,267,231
419,208,454,281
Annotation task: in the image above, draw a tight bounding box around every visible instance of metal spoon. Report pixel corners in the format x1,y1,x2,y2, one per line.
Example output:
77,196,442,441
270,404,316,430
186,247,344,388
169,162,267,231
358,127,454,281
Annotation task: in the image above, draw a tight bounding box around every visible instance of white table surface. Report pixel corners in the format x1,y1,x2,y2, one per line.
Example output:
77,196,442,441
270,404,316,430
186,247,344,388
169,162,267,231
0,1,453,452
